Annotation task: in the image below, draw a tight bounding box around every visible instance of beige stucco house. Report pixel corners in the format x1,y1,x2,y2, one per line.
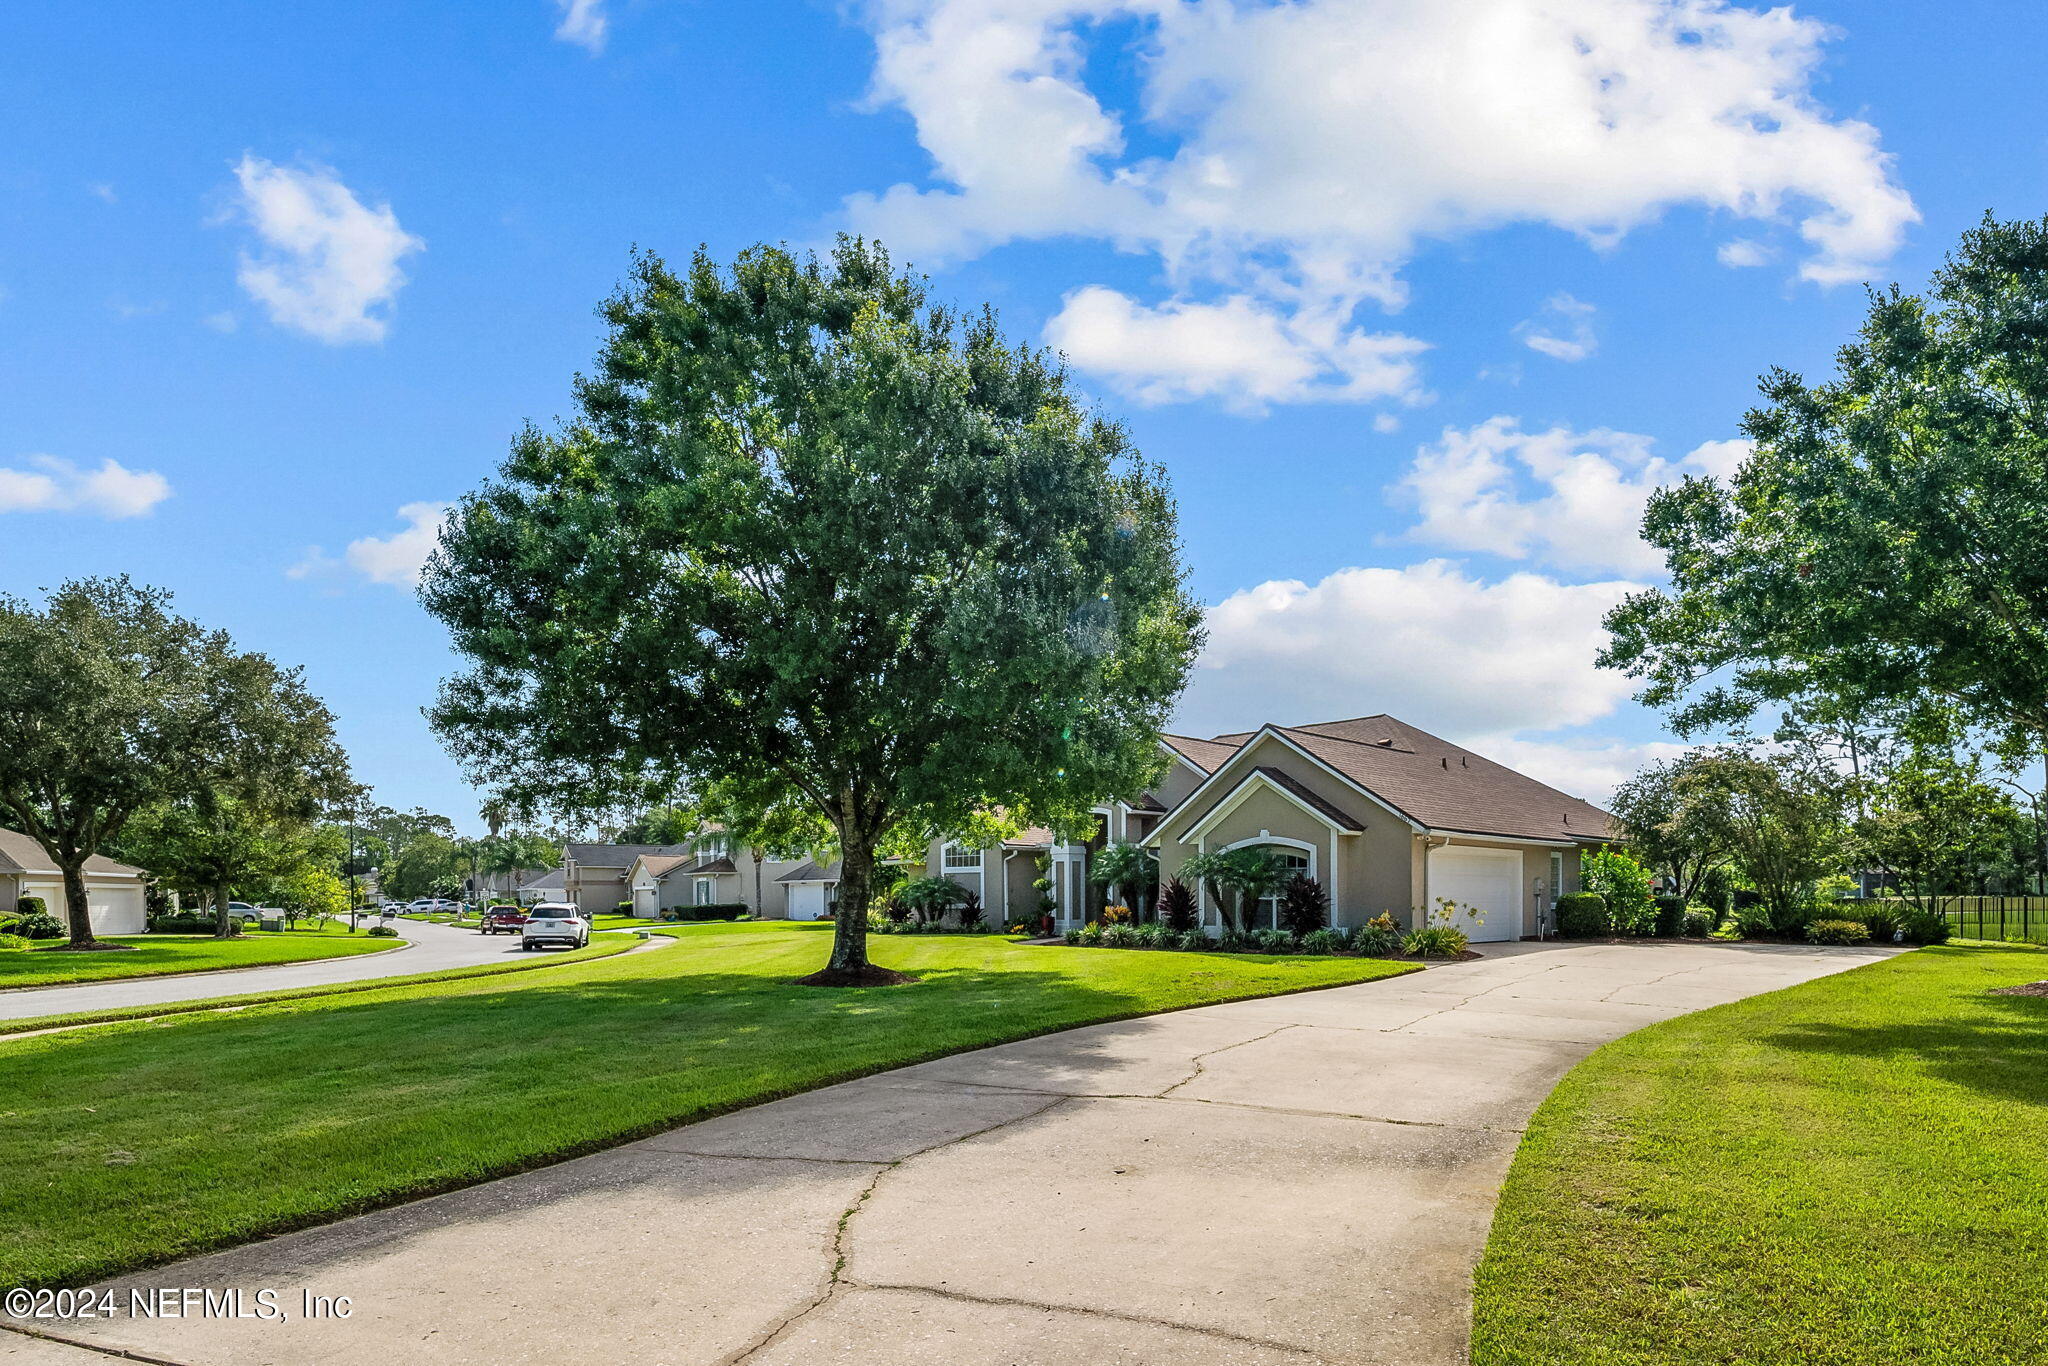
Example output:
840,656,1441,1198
1138,715,1611,941
0,827,150,935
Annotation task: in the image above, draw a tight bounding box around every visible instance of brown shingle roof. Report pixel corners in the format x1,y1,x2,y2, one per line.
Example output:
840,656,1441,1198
0,828,144,877
1002,826,1056,848
1273,716,1611,843
777,859,841,883
1160,733,1242,775
1180,766,1370,835
565,842,691,866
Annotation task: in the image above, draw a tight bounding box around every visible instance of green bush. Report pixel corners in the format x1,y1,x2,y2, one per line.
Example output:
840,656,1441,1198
1213,931,1254,953
0,933,31,952
1681,906,1714,938
673,902,749,922
1299,927,1345,955
1857,902,1905,942
1171,929,1208,951
1583,849,1655,935
1100,923,1139,948
366,925,400,938
1731,900,1776,939
1806,918,1872,946
148,913,237,935
1555,892,1608,938
1132,921,1169,949
16,895,48,917
9,910,66,940
1653,895,1688,937
1074,923,1103,946
1901,909,1952,945
1403,924,1470,958
1251,928,1294,954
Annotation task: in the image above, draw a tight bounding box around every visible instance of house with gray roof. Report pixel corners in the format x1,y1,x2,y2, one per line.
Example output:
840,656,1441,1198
0,827,150,934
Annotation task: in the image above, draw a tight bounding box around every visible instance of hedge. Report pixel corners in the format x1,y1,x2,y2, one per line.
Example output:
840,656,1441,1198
660,903,750,922
1555,891,1609,938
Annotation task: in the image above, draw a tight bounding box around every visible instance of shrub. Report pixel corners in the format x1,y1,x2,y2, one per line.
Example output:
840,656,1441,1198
894,876,968,925
1731,900,1776,939
1299,927,1345,955
1901,909,1952,945
1075,922,1104,946
674,903,750,922
1352,918,1404,956
1100,923,1139,948
1132,921,1169,949
366,925,400,938
1857,902,1904,942
148,914,227,935
1277,874,1330,937
1214,931,1254,953
0,933,31,952
8,910,66,939
1681,906,1714,938
1555,892,1608,938
1653,895,1688,937
1100,903,1133,926
1061,926,1082,945
1157,876,1198,932
16,895,49,917
1583,849,1655,935
1403,925,1470,957
866,915,897,934
1806,919,1871,946
615,900,634,915
1251,928,1294,954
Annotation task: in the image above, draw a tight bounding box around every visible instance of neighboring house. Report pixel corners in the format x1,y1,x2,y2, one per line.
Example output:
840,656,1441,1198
776,859,840,921
0,827,149,934
563,843,693,915
1141,715,1611,941
614,830,819,918
515,867,566,904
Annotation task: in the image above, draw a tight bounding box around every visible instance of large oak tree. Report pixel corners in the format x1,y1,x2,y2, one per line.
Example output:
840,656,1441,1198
1603,213,2048,762
423,241,1203,983
0,578,348,946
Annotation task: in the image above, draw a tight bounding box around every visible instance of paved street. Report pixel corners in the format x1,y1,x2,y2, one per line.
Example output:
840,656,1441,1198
0,918,537,1022
10,940,1897,1366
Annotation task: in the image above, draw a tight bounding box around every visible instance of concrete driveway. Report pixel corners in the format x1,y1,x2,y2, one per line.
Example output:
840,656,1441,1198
9,940,1896,1366
0,918,543,1023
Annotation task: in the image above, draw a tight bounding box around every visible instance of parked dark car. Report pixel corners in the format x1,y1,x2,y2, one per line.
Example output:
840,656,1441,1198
480,905,529,935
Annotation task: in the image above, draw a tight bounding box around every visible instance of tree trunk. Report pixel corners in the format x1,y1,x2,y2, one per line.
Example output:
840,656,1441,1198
752,847,765,919
214,881,234,938
801,821,916,987
60,858,96,948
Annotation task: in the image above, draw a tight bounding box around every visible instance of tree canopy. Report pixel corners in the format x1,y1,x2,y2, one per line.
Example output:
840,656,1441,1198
424,240,1202,982
0,578,347,945
1603,213,2048,757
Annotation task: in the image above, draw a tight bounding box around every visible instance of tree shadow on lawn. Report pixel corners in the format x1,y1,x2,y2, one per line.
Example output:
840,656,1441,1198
3,939,1383,1285
1757,944,2048,1109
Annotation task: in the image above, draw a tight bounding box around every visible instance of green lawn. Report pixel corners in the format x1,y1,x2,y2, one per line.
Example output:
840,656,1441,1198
1,924,1411,1287
0,926,400,989
1471,943,2048,1366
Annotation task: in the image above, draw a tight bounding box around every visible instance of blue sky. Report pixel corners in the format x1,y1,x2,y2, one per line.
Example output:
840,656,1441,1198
3,1,2043,832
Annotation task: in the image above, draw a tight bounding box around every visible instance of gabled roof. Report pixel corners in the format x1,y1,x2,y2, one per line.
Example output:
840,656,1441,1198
518,867,566,891
565,842,691,867
1159,733,1242,775
0,828,144,878
777,859,841,883
1003,826,1055,848
1271,715,1611,843
632,854,691,880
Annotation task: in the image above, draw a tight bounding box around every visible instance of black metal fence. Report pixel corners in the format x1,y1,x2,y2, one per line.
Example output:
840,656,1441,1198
1853,895,2048,945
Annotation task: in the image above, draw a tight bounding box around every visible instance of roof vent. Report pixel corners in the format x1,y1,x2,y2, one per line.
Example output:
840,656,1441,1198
1376,737,1394,747
1461,756,1467,767
1441,757,1448,768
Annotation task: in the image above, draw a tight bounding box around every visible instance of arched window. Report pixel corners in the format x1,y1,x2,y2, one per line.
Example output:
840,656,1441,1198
1218,835,1316,931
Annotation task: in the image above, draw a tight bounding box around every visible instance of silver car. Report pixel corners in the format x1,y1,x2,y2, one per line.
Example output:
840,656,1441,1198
521,903,589,951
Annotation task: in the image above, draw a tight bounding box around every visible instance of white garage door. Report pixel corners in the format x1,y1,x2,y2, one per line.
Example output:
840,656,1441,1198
23,879,147,935
1427,847,1523,943
786,883,829,921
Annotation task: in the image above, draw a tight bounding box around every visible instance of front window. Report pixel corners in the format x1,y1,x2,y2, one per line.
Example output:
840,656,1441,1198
942,843,982,871
694,877,716,905
1255,848,1312,930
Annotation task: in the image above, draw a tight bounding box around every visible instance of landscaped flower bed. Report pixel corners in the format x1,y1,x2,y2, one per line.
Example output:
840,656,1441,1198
1060,908,1473,960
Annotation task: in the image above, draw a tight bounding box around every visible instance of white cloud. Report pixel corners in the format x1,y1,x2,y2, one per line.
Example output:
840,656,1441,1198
88,182,117,204
1181,559,1642,740
1397,417,1748,575
1372,413,1401,434
1045,285,1426,410
227,155,423,344
0,456,171,519
290,502,450,589
1463,733,1689,805
1716,237,1773,268
554,0,607,52
1515,292,1597,362
847,0,1915,405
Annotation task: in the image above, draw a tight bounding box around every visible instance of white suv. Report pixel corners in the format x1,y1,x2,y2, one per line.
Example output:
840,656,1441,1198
521,904,590,951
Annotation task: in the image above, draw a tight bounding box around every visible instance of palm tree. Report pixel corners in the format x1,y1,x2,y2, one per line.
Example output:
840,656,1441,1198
1221,847,1290,934
1090,841,1158,920
1179,850,1236,934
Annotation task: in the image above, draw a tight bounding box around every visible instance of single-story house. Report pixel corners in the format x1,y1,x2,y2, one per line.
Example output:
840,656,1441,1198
515,867,566,904
776,859,841,921
0,827,149,934
1142,715,1612,941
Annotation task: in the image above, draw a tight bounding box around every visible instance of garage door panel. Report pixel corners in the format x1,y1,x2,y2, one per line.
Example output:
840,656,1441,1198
1428,849,1522,942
